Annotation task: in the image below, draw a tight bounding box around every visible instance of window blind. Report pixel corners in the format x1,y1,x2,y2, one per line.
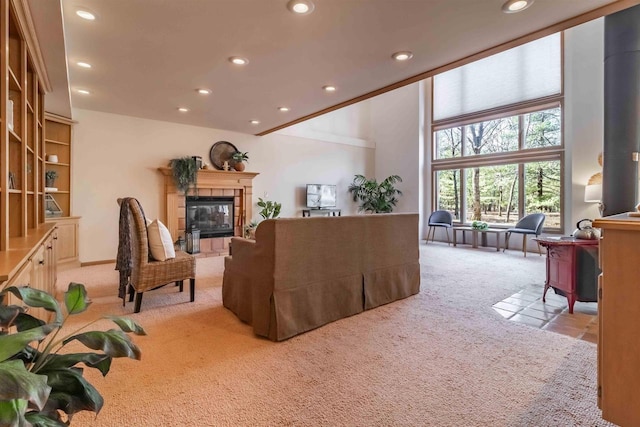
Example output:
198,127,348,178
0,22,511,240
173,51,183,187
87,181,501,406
433,33,561,122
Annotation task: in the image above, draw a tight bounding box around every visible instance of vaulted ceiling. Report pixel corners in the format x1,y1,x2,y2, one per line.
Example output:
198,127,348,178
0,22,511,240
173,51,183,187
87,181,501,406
28,0,635,135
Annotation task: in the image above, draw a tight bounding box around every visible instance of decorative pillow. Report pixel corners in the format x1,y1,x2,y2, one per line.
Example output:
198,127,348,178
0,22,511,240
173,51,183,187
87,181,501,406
147,219,176,261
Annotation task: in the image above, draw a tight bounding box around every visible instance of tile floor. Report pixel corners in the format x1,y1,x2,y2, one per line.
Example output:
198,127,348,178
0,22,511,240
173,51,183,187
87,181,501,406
493,284,598,343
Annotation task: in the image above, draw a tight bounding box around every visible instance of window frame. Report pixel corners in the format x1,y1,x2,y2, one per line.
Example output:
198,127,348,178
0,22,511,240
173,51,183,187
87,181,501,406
431,100,564,233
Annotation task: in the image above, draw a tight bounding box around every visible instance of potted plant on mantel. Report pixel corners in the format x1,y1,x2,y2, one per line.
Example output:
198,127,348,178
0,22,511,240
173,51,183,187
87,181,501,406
231,151,249,172
169,157,198,194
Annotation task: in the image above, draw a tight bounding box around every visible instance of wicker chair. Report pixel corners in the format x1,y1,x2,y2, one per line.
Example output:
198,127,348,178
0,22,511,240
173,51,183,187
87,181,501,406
119,198,196,313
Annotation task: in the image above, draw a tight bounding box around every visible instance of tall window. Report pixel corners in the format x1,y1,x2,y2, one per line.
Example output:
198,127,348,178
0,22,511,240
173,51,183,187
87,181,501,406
433,105,562,229
432,34,563,230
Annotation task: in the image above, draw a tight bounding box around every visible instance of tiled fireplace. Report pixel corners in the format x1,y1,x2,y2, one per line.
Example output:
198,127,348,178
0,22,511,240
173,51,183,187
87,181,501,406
158,168,259,256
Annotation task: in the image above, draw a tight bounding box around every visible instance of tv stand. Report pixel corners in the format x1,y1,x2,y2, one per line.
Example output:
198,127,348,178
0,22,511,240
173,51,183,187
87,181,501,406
302,208,341,217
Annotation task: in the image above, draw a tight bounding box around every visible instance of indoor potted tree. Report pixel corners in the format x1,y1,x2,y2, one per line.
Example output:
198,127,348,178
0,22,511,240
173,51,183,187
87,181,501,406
348,174,403,213
231,151,249,172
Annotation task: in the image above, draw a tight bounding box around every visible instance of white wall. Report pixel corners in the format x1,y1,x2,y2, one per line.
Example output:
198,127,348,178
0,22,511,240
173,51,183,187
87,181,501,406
564,19,604,232
369,82,421,216
72,108,374,263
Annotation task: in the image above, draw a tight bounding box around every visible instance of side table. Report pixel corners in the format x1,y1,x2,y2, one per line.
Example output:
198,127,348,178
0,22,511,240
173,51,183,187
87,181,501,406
302,208,341,217
534,236,600,313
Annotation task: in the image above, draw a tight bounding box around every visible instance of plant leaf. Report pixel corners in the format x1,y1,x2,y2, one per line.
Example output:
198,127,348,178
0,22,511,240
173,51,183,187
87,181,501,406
63,329,141,360
0,399,28,426
64,283,91,315
2,287,62,325
24,412,68,427
36,353,112,377
0,360,51,410
0,305,24,328
0,305,47,332
0,325,55,363
12,312,47,332
104,316,147,336
43,368,104,416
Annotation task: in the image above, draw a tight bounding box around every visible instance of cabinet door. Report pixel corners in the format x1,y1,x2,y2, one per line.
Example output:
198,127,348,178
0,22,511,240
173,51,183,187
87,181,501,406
2,261,33,307
25,245,47,320
44,234,56,296
55,222,77,263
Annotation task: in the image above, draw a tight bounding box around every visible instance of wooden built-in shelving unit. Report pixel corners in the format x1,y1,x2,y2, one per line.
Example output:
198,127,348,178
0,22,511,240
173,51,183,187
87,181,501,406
0,0,61,303
0,0,50,251
44,113,79,268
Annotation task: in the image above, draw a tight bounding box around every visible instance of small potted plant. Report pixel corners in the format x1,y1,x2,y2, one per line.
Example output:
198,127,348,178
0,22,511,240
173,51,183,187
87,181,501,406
231,151,249,172
257,197,281,219
45,170,58,188
169,157,198,194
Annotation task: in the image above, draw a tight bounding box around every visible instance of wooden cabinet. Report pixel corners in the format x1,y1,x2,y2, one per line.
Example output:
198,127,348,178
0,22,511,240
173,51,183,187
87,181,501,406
44,115,80,268
592,214,640,426
50,216,80,269
0,0,50,250
536,237,599,314
1,226,57,320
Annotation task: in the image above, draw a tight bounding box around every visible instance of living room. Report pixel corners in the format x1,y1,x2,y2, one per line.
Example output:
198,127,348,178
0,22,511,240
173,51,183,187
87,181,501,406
2,0,640,426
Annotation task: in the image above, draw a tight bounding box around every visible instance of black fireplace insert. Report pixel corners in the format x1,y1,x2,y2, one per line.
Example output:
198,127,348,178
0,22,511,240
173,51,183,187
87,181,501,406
185,196,234,238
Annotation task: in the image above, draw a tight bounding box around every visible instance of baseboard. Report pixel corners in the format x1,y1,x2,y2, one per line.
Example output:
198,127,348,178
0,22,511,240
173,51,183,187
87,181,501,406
57,260,81,271
80,259,116,267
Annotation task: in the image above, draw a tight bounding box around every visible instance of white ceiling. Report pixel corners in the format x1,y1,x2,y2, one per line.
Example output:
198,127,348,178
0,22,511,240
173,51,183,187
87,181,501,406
28,0,630,135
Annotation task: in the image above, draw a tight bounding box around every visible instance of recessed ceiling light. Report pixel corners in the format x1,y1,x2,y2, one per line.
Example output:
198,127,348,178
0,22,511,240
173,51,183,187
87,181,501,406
287,0,315,15
76,62,92,69
278,107,290,112
502,0,534,13
392,51,413,61
76,89,90,95
177,107,189,112
197,88,212,95
250,120,260,125
322,85,337,92
76,10,96,20
229,56,249,65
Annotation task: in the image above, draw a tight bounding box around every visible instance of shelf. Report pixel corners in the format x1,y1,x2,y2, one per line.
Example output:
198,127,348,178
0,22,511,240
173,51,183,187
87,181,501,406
44,138,70,146
9,129,21,142
45,190,69,194
8,189,21,194
26,145,33,154
45,161,69,167
26,191,34,195
8,67,21,91
26,102,33,114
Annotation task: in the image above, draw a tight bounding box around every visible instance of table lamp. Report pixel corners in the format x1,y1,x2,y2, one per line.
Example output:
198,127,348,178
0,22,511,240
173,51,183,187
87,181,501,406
585,172,603,217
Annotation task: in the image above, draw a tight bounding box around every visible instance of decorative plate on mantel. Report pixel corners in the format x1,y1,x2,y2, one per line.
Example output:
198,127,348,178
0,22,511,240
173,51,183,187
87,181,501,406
209,141,238,170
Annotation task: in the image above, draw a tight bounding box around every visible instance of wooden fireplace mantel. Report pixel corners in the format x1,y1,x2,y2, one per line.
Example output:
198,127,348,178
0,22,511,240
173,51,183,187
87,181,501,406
158,167,259,243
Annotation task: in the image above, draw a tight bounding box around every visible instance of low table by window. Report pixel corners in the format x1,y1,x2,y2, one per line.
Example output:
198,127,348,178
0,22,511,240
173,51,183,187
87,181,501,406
302,208,341,217
452,226,506,251
535,236,600,314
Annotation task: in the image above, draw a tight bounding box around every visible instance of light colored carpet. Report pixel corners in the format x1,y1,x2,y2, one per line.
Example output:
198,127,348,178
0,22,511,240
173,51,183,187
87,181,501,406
56,244,612,427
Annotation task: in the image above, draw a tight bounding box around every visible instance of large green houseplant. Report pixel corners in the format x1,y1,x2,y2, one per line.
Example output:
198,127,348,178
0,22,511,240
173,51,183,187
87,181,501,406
0,282,144,426
348,174,403,213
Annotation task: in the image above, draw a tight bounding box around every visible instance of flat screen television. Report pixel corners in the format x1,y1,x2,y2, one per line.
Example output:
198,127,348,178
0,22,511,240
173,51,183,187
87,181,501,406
306,184,337,208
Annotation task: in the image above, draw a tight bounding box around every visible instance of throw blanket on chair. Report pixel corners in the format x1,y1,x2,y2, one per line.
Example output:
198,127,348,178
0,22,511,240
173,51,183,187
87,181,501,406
115,197,147,303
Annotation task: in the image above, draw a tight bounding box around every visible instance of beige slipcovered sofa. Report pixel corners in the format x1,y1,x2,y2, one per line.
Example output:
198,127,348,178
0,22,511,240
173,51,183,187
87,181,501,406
222,213,420,341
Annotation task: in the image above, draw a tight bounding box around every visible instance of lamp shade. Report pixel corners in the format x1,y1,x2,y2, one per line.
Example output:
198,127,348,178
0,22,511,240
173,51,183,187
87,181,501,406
585,183,602,202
